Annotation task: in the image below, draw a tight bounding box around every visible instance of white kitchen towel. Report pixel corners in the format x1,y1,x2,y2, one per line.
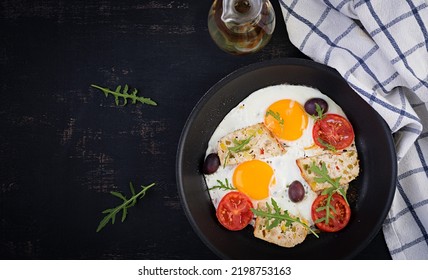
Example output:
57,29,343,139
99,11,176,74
278,0,428,259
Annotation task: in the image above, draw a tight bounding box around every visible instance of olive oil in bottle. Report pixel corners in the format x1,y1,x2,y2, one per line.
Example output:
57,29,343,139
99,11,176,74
208,0,276,55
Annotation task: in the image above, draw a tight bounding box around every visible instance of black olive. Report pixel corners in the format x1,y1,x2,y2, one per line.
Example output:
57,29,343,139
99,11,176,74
202,153,220,174
304,98,329,116
288,180,305,202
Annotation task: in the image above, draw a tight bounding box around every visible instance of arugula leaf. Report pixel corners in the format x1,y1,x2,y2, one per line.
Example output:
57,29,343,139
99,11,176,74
228,135,254,153
251,198,319,238
337,187,349,205
309,161,348,225
265,110,284,129
91,84,157,106
208,179,236,191
317,137,337,152
96,182,155,232
223,135,254,167
310,161,341,188
315,103,324,118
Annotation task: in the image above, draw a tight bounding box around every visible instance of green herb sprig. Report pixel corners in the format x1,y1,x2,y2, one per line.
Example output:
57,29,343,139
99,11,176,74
96,182,155,232
228,135,254,153
313,103,325,120
91,84,157,106
310,161,348,225
317,137,337,152
223,135,254,167
251,198,319,238
208,178,236,191
265,110,284,129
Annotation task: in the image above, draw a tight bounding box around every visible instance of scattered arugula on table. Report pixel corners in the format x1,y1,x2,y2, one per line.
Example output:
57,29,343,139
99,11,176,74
251,198,319,238
208,178,236,191
309,161,348,225
91,84,157,106
96,182,156,232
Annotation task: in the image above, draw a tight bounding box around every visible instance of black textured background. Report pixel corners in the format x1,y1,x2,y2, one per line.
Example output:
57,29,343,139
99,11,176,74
0,0,391,259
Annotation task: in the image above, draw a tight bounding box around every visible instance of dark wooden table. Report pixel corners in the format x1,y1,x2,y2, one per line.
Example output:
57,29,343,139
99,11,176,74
0,0,391,259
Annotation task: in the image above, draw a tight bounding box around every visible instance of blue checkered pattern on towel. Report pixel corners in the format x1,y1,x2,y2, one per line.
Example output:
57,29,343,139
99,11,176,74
278,0,428,259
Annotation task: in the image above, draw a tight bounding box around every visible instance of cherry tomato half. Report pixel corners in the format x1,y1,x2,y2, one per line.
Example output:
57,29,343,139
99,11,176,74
311,193,351,232
216,191,254,231
313,114,355,150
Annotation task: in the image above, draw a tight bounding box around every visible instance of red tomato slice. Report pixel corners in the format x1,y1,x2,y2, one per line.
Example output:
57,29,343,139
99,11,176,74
313,114,355,150
311,193,351,232
216,191,254,231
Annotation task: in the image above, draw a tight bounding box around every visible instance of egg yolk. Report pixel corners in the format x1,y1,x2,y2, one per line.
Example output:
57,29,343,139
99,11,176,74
264,99,308,141
232,160,273,200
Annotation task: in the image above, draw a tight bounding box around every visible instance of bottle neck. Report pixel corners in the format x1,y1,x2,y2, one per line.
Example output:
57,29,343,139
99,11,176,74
221,0,263,25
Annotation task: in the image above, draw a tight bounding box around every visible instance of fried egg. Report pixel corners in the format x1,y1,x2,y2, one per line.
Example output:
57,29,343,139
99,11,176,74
204,84,347,226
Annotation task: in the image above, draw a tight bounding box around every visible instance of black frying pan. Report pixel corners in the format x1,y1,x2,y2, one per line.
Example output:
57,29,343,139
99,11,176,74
176,58,396,259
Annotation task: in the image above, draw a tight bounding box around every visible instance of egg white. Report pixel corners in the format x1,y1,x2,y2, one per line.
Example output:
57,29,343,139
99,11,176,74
206,84,346,155
205,148,317,225
204,84,348,226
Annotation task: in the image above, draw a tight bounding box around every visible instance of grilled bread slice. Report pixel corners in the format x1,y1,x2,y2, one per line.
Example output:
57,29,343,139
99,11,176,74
253,203,308,248
296,150,359,192
217,123,285,166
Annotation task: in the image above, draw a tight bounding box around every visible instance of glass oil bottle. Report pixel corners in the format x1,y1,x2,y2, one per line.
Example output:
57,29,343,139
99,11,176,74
208,0,276,55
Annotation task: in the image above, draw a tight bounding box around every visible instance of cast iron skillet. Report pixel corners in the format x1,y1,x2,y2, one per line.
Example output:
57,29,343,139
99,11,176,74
176,58,397,259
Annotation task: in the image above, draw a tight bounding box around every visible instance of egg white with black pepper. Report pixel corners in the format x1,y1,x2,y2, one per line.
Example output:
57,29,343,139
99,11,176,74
203,84,348,227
